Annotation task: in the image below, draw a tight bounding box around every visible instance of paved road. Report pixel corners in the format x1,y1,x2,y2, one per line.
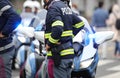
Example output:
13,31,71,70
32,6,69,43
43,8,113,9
12,69,19,78
12,58,120,78
96,58,120,78
96,41,120,78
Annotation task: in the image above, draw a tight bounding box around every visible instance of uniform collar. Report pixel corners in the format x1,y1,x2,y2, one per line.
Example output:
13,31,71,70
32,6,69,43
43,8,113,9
48,0,60,9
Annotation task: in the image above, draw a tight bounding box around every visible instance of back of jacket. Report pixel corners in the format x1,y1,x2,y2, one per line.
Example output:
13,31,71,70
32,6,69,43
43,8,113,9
0,0,21,47
45,1,84,59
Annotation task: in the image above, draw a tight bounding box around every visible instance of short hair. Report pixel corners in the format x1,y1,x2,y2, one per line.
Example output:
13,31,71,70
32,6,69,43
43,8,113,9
98,1,104,8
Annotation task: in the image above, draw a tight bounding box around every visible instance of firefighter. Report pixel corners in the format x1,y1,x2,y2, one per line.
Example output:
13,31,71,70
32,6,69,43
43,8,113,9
44,0,84,78
0,0,21,78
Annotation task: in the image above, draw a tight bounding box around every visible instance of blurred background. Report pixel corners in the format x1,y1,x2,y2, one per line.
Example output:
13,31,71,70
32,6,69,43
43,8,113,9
11,0,120,20
10,0,120,78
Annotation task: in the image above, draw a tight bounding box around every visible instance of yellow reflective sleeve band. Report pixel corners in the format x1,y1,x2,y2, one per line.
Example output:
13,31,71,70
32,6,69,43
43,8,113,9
61,49,74,56
52,20,64,27
74,22,84,28
49,36,59,44
45,30,73,39
61,30,73,37
45,33,51,39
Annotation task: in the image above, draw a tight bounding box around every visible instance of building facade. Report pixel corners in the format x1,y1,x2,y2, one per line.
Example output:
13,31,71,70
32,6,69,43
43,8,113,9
12,0,120,18
71,0,120,18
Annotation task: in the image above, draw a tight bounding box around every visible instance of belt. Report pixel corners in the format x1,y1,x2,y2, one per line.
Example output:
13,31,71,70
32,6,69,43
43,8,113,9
0,42,13,51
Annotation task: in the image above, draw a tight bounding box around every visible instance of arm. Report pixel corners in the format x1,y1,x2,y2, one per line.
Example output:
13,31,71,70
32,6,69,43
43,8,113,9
106,13,116,26
72,14,84,36
0,1,21,36
47,7,63,48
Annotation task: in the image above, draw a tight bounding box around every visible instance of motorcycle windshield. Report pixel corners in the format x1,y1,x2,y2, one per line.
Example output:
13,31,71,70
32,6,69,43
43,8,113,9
80,36,97,62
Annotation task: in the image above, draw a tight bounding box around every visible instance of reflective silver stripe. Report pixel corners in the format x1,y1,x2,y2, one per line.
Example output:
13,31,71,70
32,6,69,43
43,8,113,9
0,42,13,51
0,5,11,16
54,0,60,1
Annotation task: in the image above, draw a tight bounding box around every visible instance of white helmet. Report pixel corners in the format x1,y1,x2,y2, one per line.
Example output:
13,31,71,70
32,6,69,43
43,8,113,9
23,0,35,12
41,0,44,8
33,1,41,9
23,0,34,11
23,0,34,8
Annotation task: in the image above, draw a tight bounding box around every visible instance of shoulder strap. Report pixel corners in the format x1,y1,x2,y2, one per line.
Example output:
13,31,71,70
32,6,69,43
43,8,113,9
28,18,35,27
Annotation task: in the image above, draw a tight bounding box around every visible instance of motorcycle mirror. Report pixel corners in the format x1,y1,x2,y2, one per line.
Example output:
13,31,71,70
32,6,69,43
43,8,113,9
94,31,114,44
34,31,45,43
17,27,35,38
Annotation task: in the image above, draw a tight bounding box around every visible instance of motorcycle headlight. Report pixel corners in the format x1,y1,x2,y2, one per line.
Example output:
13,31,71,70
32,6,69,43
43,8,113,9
80,58,94,69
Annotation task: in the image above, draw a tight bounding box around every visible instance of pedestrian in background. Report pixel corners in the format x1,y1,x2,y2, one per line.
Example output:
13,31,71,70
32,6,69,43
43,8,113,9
0,0,21,78
106,4,120,57
91,1,109,29
91,1,109,59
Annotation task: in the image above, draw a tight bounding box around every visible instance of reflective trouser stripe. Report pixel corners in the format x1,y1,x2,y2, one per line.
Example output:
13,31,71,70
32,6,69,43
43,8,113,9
47,48,74,56
60,49,74,56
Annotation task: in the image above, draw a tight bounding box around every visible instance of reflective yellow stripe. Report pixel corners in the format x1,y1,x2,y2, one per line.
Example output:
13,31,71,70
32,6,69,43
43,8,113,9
52,20,64,27
45,33,51,39
61,30,73,37
61,49,74,56
47,48,74,56
49,36,59,44
47,51,52,56
74,22,84,28
45,30,73,39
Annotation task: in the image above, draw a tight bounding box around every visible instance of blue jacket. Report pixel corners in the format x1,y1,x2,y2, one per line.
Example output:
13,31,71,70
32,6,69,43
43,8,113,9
0,0,21,47
45,1,84,59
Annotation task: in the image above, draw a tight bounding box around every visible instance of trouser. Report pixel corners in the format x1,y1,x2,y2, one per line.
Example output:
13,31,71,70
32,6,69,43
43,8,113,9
36,58,73,78
0,47,15,78
115,40,120,55
46,59,73,78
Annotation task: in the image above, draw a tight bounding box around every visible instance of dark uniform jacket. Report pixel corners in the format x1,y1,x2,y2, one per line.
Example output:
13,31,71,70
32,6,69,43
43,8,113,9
45,1,84,59
0,0,21,48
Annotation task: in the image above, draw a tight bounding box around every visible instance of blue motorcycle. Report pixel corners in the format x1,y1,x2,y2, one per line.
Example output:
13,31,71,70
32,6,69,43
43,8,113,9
71,29,114,78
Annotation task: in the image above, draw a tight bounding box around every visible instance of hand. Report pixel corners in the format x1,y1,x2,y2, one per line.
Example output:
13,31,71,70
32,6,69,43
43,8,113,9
0,32,5,38
45,42,61,52
45,44,50,52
